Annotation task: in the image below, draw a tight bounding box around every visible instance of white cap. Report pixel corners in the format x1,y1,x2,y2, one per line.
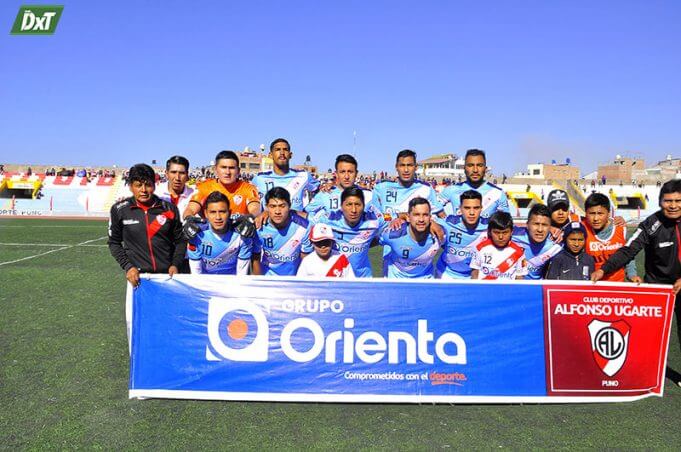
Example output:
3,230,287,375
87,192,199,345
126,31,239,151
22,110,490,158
309,223,334,242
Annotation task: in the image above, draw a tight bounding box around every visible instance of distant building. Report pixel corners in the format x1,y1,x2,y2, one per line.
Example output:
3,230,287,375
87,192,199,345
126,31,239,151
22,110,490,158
520,162,580,181
417,153,465,178
260,156,273,173
597,155,645,183
233,148,314,175
653,155,681,171
237,150,268,174
645,154,681,181
293,163,318,175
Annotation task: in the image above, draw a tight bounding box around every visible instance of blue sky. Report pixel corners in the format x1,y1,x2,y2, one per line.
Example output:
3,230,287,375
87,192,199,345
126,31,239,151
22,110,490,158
1,1,680,175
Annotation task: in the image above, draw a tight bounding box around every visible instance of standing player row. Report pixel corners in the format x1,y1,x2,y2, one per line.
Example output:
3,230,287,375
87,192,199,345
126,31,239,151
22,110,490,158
183,143,510,229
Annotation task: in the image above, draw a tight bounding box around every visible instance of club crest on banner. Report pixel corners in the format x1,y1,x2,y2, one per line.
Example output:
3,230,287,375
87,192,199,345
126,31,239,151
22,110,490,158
588,319,630,377
233,195,243,205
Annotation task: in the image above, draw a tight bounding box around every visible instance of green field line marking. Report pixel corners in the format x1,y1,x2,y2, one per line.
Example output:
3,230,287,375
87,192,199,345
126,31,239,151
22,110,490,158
0,236,107,266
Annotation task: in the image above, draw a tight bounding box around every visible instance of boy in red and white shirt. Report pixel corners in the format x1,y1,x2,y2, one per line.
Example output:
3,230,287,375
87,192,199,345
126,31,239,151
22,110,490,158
297,224,355,278
470,211,527,280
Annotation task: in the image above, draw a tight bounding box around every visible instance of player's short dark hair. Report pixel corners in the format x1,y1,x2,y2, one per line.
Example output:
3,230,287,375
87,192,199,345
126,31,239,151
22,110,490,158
465,149,486,163
488,211,513,231
128,164,155,185
459,189,482,204
265,187,291,206
341,186,364,205
659,179,681,204
166,155,189,172
270,138,291,152
408,197,430,213
585,193,610,212
215,150,239,165
335,154,358,170
395,149,417,164
204,191,230,210
528,203,551,221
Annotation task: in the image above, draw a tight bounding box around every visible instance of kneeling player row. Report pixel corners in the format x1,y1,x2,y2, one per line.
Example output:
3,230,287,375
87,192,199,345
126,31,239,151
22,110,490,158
187,185,635,281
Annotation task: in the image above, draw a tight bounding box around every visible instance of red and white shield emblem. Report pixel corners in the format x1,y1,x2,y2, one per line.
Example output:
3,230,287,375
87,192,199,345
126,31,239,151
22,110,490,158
233,195,243,205
156,215,167,226
588,319,630,377
358,230,373,240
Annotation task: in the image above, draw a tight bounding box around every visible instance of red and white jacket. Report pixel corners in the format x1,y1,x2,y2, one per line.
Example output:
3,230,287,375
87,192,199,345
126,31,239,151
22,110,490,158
470,238,527,280
296,250,355,278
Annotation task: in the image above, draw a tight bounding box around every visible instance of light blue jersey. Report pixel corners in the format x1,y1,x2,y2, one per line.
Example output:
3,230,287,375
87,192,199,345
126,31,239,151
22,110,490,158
440,181,509,218
370,180,444,220
434,215,488,279
252,169,320,211
511,227,562,280
187,228,253,274
305,186,373,222
321,209,387,278
253,212,313,275
379,223,440,279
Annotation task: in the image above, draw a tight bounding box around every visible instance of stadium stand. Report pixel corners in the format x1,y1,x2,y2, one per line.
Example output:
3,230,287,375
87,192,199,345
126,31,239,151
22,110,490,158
0,167,669,222
0,173,122,217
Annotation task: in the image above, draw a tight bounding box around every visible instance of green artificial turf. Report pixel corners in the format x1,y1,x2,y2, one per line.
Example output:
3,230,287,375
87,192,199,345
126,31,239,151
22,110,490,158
0,218,679,449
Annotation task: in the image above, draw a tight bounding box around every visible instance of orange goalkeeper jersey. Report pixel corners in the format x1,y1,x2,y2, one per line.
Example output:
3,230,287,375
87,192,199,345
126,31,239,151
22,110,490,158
584,221,626,282
190,179,260,216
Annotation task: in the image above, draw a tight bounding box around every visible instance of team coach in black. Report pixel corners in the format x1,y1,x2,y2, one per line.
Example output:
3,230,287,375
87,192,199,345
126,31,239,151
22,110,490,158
592,179,681,382
108,163,186,287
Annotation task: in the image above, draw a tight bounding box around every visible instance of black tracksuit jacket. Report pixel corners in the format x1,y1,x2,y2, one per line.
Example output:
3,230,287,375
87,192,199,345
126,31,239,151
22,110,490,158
601,210,681,285
544,248,595,281
108,196,186,273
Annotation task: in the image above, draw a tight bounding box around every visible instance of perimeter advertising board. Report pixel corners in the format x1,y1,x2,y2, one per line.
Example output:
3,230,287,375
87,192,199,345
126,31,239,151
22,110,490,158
128,276,675,403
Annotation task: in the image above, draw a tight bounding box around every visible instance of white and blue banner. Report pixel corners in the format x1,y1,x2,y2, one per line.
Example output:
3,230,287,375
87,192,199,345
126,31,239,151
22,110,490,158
128,275,675,403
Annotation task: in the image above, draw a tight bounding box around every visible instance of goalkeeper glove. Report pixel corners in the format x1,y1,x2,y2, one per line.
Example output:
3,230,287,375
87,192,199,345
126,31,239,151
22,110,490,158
232,214,256,238
182,216,206,240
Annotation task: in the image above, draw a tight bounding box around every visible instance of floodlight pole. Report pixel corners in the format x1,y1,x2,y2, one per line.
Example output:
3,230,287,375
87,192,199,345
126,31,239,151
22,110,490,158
353,130,356,157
